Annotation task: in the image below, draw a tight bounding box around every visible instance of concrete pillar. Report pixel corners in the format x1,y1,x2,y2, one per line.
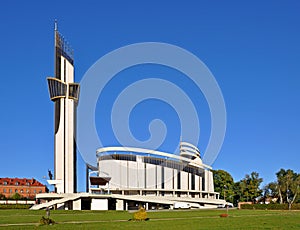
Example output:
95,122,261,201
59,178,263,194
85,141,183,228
73,199,81,210
116,199,124,211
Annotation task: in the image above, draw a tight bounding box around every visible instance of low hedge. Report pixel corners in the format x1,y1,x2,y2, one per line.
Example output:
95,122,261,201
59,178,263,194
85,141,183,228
240,203,300,210
0,204,32,209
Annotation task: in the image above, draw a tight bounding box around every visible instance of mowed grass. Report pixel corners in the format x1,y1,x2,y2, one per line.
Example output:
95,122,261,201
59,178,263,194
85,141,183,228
0,209,300,229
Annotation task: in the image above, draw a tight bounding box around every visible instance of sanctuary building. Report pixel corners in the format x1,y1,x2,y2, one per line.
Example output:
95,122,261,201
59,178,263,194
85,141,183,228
30,23,225,211
95,143,215,198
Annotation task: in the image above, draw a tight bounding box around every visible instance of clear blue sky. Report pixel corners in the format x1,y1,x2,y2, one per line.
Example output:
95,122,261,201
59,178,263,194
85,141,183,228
0,1,299,192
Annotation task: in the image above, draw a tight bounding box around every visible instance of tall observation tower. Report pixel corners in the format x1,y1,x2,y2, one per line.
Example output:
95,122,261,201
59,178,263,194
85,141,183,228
47,22,80,194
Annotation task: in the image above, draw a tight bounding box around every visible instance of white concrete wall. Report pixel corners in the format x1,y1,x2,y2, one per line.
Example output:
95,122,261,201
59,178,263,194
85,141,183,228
128,161,138,188
208,171,214,192
65,58,75,194
181,171,188,190
137,156,145,188
96,159,215,194
91,199,108,210
146,164,156,189
54,55,76,194
113,160,121,188
120,161,128,188
66,98,75,193
173,169,178,190
164,167,173,190
195,175,199,191
199,176,203,191
156,165,162,189
99,160,121,189
0,200,35,204
116,199,124,211
55,96,65,193
204,170,209,191
73,199,81,210
204,170,214,192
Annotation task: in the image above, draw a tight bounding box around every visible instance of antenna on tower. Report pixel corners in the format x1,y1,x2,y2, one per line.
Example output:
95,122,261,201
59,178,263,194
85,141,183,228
54,19,58,31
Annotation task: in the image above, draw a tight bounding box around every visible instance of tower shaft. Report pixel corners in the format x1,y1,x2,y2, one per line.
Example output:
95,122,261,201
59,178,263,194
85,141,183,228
47,27,79,194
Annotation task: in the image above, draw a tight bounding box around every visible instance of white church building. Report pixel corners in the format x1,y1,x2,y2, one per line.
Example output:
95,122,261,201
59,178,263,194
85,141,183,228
31,23,225,211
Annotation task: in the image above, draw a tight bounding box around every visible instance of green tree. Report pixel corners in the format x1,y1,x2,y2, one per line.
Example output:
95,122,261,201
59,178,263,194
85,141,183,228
0,193,6,200
262,182,278,203
212,169,235,202
275,169,300,209
10,193,22,200
232,181,245,204
236,172,263,202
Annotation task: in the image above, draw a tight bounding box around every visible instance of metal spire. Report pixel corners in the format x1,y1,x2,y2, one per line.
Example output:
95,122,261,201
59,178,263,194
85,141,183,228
54,19,58,31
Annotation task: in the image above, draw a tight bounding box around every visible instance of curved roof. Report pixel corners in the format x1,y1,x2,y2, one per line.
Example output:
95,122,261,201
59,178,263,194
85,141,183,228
96,145,211,170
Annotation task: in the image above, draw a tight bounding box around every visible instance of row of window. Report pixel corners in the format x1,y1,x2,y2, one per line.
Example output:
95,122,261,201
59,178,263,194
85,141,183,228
47,78,79,101
99,154,137,162
0,189,42,194
99,154,205,176
47,78,67,100
1,182,31,186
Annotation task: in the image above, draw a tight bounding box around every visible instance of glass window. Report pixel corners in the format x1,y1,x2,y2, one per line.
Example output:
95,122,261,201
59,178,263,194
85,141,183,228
47,78,67,100
15,189,18,193
9,189,12,193
68,83,80,100
3,189,6,193
3,181,7,185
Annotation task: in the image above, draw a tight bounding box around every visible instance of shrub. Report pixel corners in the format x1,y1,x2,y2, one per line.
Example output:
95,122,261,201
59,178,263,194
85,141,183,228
0,204,32,209
0,194,6,200
10,193,22,200
39,216,55,225
240,203,300,210
133,207,149,221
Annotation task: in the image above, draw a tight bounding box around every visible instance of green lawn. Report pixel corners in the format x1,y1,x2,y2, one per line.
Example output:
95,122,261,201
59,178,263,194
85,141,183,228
0,209,299,229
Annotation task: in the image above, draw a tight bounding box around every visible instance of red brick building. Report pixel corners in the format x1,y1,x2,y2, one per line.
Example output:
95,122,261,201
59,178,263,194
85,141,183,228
0,178,47,199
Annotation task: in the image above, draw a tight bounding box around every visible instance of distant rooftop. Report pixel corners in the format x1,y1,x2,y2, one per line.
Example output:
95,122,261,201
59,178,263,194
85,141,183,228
0,177,45,187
